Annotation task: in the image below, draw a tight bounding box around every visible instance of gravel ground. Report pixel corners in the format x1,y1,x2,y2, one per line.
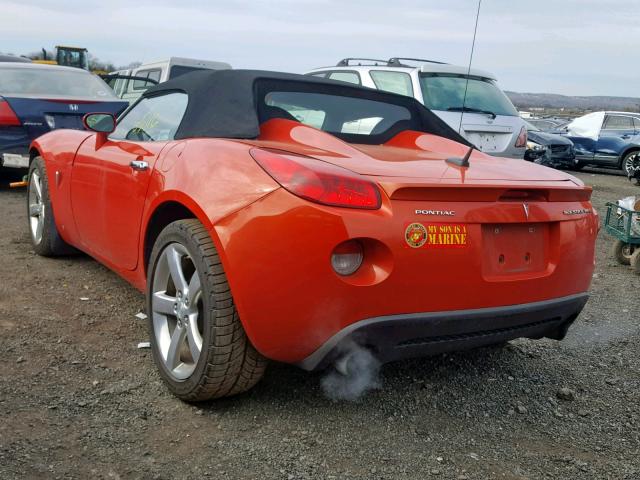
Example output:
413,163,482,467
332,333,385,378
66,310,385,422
0,167,638,480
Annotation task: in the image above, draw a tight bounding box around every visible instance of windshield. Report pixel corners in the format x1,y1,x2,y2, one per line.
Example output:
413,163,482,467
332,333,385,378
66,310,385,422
419,74,518,116
524,121,540,132
260,89,417,143
0,67,116,99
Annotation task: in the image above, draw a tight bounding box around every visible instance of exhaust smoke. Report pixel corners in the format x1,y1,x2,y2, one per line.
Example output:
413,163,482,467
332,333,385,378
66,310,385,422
321,342,381,402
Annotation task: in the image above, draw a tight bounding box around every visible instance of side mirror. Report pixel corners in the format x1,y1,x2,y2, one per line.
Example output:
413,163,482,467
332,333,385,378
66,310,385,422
82,113,116,133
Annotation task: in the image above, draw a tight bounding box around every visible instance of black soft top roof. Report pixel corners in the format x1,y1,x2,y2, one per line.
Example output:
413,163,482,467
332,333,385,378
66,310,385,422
142,69,472,146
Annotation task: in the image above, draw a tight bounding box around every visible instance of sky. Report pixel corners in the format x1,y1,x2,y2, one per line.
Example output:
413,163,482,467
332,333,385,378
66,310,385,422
2,0,639,97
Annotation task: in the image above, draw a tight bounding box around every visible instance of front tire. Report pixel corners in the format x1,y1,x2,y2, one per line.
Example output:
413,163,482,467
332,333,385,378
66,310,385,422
147,219,267,401
27,157,75,256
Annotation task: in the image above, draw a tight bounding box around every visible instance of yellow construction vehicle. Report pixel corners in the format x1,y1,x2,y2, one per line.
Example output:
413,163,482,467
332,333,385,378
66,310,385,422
33,46,89,70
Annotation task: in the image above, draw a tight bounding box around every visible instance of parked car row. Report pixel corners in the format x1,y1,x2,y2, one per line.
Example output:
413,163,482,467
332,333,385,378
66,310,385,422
2,54,638,175
103,56,529,160
522,111,640,175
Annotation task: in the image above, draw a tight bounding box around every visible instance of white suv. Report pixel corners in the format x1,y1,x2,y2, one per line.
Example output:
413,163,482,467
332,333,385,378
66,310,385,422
307,58,527,159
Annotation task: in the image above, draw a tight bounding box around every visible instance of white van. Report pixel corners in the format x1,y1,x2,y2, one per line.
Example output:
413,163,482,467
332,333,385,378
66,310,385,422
106,57,232,102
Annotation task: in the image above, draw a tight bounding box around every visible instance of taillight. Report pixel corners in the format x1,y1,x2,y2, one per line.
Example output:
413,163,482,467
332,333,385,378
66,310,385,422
250,148,381,209
0,98,20,126
515,126,527,148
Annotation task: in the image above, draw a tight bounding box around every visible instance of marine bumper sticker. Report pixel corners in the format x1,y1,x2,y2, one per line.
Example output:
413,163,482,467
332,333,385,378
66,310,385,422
404,223,468,248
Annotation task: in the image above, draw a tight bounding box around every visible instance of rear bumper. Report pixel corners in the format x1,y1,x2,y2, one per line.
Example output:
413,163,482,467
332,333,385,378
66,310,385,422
1,126,30,168
1,153,30,169
297,293,588,371
215,187,597,365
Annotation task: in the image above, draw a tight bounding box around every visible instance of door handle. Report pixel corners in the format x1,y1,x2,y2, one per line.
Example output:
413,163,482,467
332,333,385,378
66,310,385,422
129,160,149,171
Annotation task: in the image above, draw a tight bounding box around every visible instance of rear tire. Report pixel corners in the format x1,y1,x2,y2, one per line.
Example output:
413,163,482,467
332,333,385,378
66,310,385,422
621,151,639,176
612,240,635,266
147,219,267,402
27,157,75,256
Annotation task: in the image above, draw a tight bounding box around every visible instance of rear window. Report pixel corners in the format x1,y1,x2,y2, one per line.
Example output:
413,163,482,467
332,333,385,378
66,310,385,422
169,65,210,79
419,73,518,117
0,67,117,99
260,88,416,143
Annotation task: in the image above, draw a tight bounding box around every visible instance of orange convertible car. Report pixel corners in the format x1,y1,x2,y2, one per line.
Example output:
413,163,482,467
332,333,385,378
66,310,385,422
27,70,598,401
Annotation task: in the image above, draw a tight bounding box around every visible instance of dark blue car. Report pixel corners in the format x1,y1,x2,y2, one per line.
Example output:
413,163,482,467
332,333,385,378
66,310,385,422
555,111,640,175
0,63,127,170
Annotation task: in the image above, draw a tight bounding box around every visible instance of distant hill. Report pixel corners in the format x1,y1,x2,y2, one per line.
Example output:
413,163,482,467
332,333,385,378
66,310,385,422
505,91,640,112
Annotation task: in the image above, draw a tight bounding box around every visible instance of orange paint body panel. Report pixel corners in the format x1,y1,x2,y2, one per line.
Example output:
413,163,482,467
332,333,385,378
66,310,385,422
31,119,597,365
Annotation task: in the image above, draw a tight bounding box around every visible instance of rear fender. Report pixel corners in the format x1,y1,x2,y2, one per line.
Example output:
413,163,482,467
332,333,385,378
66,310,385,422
137,138,280,303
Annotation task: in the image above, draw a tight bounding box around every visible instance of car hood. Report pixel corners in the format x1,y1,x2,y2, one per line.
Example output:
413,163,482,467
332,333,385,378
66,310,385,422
249,119,580,184
528,130,573,146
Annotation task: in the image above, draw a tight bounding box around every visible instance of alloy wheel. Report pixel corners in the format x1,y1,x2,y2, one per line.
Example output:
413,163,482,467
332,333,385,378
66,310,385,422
624,153,639,175
28,171,45,244
151,243,204,380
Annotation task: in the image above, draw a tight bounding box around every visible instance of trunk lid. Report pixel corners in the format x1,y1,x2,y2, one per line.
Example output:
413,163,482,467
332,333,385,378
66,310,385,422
344,144,574,182
251,122,578,183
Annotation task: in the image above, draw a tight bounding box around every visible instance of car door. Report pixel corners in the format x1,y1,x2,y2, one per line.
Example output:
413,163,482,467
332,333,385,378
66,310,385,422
70,92,188,270
595,114,635,165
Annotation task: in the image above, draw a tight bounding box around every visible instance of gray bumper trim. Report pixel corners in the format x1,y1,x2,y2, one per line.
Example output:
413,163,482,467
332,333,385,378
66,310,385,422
297,293,589,371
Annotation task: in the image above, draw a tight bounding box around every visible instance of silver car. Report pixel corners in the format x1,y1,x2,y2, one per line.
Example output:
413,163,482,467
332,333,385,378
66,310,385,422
307,57,527,159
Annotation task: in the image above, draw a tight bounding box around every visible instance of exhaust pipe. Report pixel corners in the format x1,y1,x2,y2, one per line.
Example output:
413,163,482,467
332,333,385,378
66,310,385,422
322,344,382,401
334,352,354,376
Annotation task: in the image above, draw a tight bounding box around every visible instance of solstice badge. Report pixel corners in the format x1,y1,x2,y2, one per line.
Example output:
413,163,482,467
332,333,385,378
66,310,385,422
405,222,428,248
